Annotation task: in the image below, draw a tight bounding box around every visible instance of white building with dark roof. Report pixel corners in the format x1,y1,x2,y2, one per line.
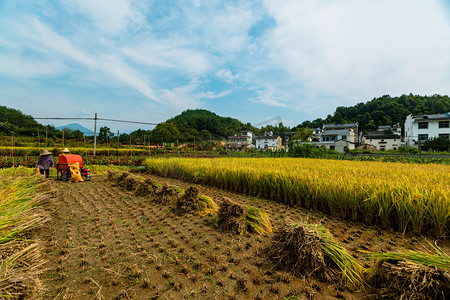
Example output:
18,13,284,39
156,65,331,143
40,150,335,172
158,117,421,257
320,123,359,143
362,132,403,151
255,131,282,151
227,130,253,148
405,113,450,147
376,124,401,136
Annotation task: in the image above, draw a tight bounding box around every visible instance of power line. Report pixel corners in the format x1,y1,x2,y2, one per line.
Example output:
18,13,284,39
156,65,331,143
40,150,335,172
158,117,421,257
34,117,158,126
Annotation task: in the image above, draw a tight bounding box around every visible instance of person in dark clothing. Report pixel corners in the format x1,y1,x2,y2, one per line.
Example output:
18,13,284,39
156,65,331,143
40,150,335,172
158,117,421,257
36,149,54,178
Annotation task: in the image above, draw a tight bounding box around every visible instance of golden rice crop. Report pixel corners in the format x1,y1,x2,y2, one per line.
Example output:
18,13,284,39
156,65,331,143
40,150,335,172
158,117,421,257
144,157,450,236
0,168,49,297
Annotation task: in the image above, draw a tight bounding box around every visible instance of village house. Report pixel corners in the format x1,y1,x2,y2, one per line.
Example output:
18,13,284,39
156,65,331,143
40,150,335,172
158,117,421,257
404,113,450,147
376,124,401,136
319,123,359,143
301,123,358,153
255,131,282,151
361,125,403,151
362,133,402,151
227,130,253,148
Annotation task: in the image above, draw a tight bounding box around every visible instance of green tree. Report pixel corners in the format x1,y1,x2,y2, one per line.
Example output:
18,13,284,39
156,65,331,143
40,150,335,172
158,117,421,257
98,126,113,141
151,122,181,143
291,127,314,142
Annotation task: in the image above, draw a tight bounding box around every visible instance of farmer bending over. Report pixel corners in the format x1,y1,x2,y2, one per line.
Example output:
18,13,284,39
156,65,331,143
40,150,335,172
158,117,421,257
36,149,54,178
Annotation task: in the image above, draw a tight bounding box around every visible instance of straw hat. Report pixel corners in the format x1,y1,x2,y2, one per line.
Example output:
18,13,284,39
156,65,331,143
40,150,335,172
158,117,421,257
40,149,51,156
62,148,70,153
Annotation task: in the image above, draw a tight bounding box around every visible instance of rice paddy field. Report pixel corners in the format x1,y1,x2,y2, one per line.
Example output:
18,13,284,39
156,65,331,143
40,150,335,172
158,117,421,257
0,158,449,299
143,157,450,237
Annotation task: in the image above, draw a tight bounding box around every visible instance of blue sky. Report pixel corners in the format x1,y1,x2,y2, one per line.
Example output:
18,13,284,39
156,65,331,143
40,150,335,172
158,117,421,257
1,0,450,133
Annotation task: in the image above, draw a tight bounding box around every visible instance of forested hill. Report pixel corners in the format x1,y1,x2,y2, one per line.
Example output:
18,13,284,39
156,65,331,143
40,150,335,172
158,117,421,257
297,94,450,132
165,109,256,138
0,105,78,139
0,105,43,136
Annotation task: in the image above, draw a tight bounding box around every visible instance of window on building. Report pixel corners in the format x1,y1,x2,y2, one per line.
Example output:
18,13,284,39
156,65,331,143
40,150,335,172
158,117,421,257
439,134,449,139
439,121,449,128
418,122,428,129
418,134,428,141
242,138,247,141
342,136,346,140
242,132,247,135
329,146,335,150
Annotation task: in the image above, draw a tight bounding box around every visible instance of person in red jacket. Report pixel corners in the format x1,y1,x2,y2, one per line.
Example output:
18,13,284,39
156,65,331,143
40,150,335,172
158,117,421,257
36,149,54,178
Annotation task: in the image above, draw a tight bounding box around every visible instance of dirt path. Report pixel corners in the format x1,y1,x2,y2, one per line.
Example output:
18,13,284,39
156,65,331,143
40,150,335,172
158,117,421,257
39,173,446,299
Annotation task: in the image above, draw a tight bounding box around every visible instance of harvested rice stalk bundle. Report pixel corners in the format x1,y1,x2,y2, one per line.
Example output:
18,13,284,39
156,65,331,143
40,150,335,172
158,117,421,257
118,176,139,191
173,186,185,195
134,180,154,197
198,195,218,216
363,244,450,298
0,243,45,298
244,206,272,235
364,244,450,270
175,187,218,216
367,260,449,299
144,178,161,189
217,197,245,234
106,170,119,181
155,183,178,204
266,221,366,291
217,198,271,235
115,172,130,183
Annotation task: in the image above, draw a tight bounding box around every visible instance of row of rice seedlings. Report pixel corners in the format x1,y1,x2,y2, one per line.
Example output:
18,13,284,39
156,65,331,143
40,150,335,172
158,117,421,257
0,169,48,297
143,158,449,236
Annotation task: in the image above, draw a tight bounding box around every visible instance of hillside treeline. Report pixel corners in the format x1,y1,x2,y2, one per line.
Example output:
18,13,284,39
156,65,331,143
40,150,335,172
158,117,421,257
2,94,449,143
296,94,450,133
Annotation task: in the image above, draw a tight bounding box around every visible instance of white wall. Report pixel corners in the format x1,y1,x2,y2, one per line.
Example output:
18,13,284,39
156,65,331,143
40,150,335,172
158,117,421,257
405,114,450,147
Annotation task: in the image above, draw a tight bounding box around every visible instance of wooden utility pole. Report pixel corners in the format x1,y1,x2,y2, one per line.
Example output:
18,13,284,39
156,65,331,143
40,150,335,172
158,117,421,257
116,130,119,155
93,113,98,157
418,136,422,158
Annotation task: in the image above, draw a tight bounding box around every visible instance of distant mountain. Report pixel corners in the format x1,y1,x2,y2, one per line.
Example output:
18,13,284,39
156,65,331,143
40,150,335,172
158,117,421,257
56,123,94,136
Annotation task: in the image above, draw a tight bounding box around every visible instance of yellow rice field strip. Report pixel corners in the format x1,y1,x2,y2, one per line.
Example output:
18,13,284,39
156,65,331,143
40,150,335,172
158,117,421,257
144,157,450,236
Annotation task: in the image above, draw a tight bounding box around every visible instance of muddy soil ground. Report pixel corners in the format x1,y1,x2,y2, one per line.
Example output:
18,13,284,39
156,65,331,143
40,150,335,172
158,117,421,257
40,173,448,299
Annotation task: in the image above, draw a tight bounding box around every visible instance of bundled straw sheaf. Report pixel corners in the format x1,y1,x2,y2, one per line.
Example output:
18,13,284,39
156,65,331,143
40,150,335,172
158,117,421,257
175,186,218,216
266,221,366,291
363,245,450,299
217,197,272,235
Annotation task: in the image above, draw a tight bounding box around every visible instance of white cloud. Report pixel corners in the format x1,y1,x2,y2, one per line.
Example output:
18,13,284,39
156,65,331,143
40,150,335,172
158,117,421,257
261,0,450,109
121,43,211,75
63,0,144,34
0,52,66,78
251,88,290,107
216,69,239,83
99,55,162,103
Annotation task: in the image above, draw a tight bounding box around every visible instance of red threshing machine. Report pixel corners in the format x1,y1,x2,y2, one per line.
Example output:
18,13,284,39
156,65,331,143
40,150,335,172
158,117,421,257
56,154,91,181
